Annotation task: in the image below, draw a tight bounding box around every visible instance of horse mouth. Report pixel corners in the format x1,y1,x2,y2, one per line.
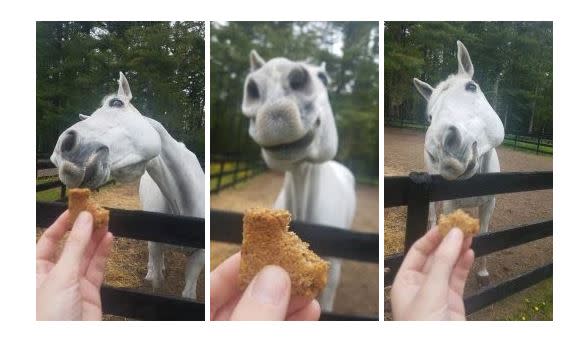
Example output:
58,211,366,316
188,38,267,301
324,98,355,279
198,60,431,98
261,117,320,154
455,159,477,180
261,128,316,153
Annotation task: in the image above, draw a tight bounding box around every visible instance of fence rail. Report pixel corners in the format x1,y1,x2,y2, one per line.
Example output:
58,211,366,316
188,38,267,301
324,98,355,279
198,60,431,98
210,155,267,193
211,210,379,263
384,171,552,316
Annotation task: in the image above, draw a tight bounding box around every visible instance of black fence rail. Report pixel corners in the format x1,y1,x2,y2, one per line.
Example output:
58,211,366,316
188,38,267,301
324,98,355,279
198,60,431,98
210,154,267,193
36,201,206,320
384,118,553,155
211,209,379,320
384,171,552,316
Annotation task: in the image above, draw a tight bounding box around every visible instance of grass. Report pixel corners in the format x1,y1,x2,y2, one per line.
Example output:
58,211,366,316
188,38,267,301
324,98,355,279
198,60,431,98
502,138,553,155
210,161,256,191
505,278,553,321
36,176,63,201
469,278,553,321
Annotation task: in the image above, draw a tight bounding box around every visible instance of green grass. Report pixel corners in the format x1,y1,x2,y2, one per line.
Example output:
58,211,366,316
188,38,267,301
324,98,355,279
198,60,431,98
502,138,553,155
36,176,63,201
210,161,256,191
468,278,553,321
506,278,553,321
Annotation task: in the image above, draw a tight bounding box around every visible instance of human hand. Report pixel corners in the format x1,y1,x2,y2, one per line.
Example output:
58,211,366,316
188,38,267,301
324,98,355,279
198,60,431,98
391,227,474,320
210,252,321,321
36,210,113,320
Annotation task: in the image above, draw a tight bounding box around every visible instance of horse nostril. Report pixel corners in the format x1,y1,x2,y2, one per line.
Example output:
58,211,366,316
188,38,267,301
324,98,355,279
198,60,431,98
61,130,77,153
444,126,461,152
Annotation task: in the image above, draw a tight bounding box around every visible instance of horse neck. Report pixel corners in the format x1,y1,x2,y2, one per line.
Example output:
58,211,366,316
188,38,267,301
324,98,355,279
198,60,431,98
283,161,322,220
144,117,203,215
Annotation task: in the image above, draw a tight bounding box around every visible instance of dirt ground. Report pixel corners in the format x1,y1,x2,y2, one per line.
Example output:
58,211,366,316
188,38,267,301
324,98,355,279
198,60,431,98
383,127,553,320
36,180,205,321
211,171,380,318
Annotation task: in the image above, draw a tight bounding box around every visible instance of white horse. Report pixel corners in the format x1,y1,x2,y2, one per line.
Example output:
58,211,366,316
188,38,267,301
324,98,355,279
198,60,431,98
241,51,356,311
50,72,205,299
413,41,505,281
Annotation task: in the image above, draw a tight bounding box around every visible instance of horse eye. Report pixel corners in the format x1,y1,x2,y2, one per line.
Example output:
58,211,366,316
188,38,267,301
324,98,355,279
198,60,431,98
109,98,124,108
465,82,477,92
317,72,328,87
288,67,309,91
247,80,259,99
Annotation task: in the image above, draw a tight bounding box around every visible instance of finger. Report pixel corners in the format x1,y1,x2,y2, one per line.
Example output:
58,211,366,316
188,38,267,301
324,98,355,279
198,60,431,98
85,232,114,287
36,210,70,262
422,228,465,295
421,234,472,275
450,249,475,296
398,227,442,274
210,252,242,319
80,227,109,275
287,296,315,316
229,265,291,321
55,212,93,275
287,300,321,321
212,293,242,321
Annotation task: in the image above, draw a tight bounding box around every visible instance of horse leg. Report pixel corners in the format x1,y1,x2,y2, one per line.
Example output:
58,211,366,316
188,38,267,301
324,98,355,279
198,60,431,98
182,248,205,300
477,197,495,283
145,241,165,291
429,201,443,228
318,257,341,312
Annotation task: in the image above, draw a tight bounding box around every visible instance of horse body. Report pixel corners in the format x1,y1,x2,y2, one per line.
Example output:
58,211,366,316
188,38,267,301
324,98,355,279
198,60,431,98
51,72,204,299
139,118,205,298
414,41,505,280
242,51,356,311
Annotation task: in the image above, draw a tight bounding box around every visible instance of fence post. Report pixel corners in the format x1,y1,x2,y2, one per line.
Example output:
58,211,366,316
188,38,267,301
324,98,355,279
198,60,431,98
216,160,225,193
536,131,542,154
404,172,432,251
514,134,518,149
60,184,66,201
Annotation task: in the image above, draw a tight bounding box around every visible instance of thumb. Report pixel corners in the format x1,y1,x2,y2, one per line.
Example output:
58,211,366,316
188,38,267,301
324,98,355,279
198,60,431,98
56,211,93,275
230,265,291,321
424,228,465,291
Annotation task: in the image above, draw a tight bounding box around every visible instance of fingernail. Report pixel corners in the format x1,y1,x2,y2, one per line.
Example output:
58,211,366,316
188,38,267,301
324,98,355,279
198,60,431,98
251,265,289,306
74,211,92,229
446,227,463,241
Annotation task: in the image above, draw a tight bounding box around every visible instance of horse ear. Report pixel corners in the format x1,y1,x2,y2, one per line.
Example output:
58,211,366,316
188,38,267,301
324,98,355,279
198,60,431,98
413,78,434,101
457,41,474,78
79,113,89,120
118,72,133,101
249,50,265,71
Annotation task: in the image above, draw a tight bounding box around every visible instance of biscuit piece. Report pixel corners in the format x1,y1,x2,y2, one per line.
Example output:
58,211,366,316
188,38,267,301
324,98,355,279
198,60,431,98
438,209,479,237
67,188,109,230
239,208,329,298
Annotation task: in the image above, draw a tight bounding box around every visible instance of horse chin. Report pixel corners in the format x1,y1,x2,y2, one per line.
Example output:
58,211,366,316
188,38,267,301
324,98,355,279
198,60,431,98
438,157,478,180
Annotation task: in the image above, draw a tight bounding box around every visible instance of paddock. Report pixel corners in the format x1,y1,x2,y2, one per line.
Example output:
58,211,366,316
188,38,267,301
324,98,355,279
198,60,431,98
384,126,552,320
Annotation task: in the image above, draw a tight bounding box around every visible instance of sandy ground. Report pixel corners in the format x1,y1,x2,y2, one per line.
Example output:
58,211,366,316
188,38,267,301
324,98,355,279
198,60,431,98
211,171,380,318
383,127,553,320
36,180,205,322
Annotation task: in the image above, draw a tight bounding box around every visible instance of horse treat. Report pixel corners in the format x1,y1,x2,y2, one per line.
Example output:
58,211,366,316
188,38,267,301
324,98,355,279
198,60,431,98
437,209,479,237
239,208,329,298
67,188,109,230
